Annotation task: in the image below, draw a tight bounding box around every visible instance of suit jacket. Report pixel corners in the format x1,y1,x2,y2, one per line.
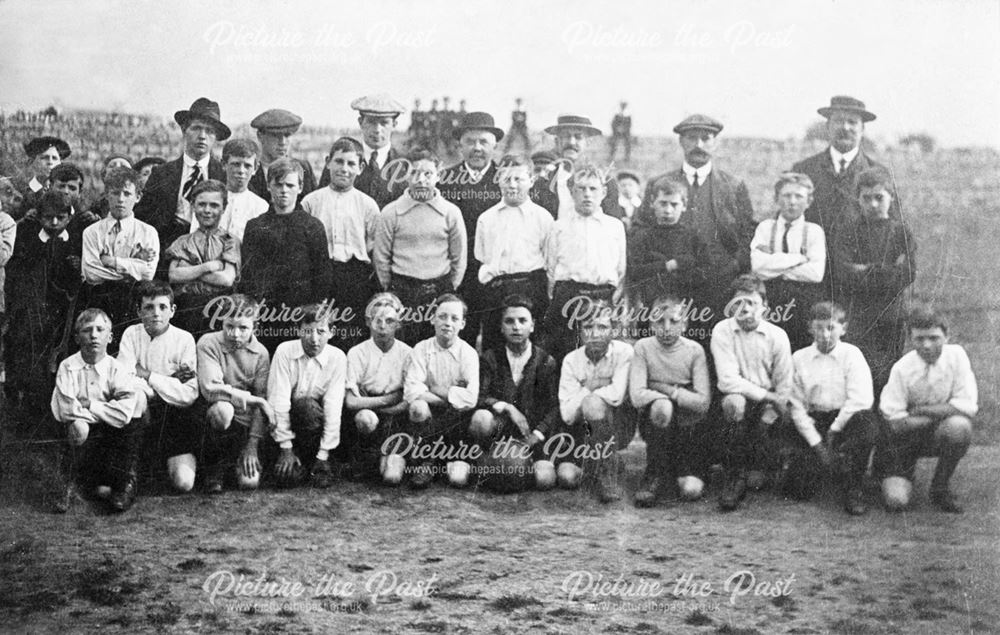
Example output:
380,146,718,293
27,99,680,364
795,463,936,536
134,155,225,231
478,344,561,438
247,157,317,205
437,161,503,289
322,145,405,210
641,167,755,290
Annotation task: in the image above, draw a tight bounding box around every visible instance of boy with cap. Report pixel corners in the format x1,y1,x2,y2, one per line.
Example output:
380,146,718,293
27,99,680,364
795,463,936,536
196,294,274,493
268,303,347,489
248,108,317,205
876,307,977,514
81,167,159,351
117,280,200,493
17,136,71,213
344,293,412,484
372,148,467,346
403,294,479,489
711,274,793,512
166,179,241,336
50,309,143,513
302,137,380,351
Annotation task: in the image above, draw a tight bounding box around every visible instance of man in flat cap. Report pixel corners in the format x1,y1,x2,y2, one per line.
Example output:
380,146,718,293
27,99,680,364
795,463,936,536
531,115,624,219
325,94,406,210
437,112,505,348
643,114,755,340
247,108,317,205
135,97,228,264
791,96,895,298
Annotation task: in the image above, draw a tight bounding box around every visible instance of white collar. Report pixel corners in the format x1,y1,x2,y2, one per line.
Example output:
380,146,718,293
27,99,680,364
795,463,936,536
38,228,69,243
183,153,210,171
682,162,713,182
291,341,334,367
829,145,859,169
362,143,391,166
779,215,805,228
28,176,44,192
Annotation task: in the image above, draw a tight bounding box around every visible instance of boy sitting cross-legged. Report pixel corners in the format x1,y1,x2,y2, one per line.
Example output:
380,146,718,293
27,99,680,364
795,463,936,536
787,301,878,515
268,303,347,489
343,293,412,484
117,280,200,493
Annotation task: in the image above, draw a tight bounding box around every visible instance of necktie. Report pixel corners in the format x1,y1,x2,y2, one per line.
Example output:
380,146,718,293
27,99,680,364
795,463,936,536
691,172,699,188
781,221,791,253
182,164,202,203
839,158,847,175
369,150,379,172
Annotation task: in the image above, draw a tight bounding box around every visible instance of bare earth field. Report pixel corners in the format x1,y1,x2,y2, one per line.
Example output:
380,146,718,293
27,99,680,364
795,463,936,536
1,439,998,634
1,137,997,633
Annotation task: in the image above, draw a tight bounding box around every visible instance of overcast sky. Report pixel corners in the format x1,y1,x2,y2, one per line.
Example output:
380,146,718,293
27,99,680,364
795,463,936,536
2,0,998,147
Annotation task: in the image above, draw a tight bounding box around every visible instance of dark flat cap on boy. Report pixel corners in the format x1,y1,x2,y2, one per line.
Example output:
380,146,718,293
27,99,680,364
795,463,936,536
174,97,232,140
452,111,504,141
134,156,166,173
530,150,558,165
350,94,407,116
23,136,71,159
817,95,876,122
672,114,724,135
251,109,303,134
544,114,602,137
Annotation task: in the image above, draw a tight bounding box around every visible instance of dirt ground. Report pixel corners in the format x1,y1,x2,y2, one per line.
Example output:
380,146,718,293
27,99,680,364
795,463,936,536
1,436,998,635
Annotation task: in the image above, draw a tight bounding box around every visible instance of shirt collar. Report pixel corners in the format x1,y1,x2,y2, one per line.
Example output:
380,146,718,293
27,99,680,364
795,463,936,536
808,342,841,359
730,318,767,335
398,190,447,215
28,177,44,192
105,215,135,231
430,337,462,359
780,215,805,228
292,341,333,367
463,162,489,183
362,143,391,167
39,228,69,243
829,145,859,169
184,153,211,171
68,352,113,376
683,162,713,181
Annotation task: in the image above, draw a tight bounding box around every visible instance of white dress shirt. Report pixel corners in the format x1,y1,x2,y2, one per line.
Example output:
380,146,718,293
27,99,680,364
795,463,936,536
117,324,199,408
790,342,874,446
189,189,268,243
682,161,713,187
403,337,479,410
750,216,826,283
81,215,159,283
558,340,634,424
346,338,413,398
879,345,979,422
51,353,138,428
829,146,859,173
177,154,212,221
268,341,347,459
475,199,553,284
710,317,794,402
302,186,380,262
362,143,392,172
545,210,626,291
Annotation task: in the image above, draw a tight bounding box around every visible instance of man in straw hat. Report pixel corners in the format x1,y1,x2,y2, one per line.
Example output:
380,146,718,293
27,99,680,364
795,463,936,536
135,97,229,260
532,114,624,219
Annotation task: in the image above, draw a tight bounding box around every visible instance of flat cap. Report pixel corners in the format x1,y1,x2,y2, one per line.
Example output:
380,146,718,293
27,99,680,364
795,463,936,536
350,93,406,116
251,108,303,134
23,136,71,159
673,114,724,135
530,150,558,165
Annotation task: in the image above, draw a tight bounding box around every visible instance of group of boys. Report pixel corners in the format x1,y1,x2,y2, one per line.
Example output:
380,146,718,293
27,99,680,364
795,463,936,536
1,95,979,519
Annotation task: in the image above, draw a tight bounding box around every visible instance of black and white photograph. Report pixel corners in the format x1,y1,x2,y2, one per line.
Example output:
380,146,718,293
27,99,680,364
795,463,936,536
1,0,998,632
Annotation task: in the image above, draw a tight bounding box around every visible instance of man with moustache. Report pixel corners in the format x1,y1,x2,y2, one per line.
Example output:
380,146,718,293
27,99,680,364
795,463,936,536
247,109,317,206
791,96,893,299
531,115,624,219
135,98,228,260
437,112,505,348
641,114,756,339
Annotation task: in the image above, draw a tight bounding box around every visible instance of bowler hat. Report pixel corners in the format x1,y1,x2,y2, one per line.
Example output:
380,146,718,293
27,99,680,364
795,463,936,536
673,114,724,135
23,136,71,159
544,114,602,137
174,98,232,140
251,108,303,135
452,112,504,141
817,95,876,122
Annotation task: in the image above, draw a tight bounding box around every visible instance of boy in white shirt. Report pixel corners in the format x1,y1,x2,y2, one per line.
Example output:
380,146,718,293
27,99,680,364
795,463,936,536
750,172,826,351
192,138,268,242
117,280,199,493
